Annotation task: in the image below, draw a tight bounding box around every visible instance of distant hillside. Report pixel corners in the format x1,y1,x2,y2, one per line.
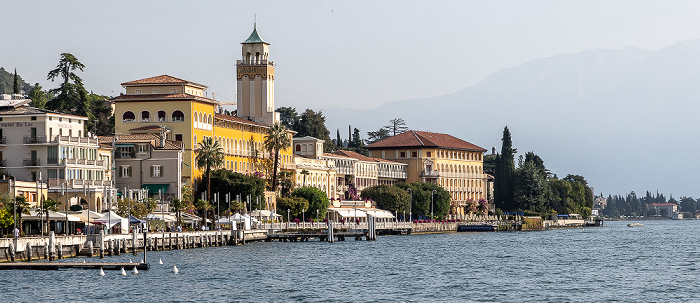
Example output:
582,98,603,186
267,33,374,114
322,39,700,197
0,67,32,94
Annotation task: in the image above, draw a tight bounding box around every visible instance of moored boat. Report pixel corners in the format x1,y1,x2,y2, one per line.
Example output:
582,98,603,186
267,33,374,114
627,223,643,227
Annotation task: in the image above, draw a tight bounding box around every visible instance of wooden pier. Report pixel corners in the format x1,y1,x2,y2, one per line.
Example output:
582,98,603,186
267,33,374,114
267,231,367,242
0,262,150,270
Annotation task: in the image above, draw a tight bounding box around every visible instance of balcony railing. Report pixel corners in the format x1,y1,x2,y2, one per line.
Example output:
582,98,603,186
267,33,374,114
24,136,48,144
62,158,104,166
23,158,41,166
48,178,111,188
420,170,440,178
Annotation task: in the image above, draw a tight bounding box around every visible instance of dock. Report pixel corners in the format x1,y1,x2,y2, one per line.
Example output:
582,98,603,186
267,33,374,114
0,262,150,270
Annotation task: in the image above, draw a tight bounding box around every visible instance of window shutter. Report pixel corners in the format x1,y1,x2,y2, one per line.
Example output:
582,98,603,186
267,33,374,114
128,166,132,177
150,166,154,177
159,166,163,178
119,166,123,178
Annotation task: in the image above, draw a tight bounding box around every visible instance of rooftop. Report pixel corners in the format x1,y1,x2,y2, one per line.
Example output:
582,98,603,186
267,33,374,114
110,93,218,104
120,75,208,89
366,130,486,152
99,134,183,150
242,25,268,45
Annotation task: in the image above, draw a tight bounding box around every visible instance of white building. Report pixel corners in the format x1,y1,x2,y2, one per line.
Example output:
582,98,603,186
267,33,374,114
0,102,110,210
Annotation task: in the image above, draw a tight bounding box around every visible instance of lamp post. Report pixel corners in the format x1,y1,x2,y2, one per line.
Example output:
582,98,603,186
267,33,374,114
287,209,290,226
10,179,15,236
302,208,305,225
431,190,436,221
406,188,412,222
316,209,319,222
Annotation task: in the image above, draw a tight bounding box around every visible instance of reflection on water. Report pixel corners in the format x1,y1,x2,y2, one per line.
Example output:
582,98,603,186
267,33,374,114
3,220,699,302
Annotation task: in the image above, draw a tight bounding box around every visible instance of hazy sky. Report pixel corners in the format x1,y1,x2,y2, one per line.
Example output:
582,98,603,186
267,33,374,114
5,0,700,110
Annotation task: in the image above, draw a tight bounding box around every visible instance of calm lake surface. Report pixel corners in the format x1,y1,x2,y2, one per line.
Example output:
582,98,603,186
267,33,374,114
3,220,700,302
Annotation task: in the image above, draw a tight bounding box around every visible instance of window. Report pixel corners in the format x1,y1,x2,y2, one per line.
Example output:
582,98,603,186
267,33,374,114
175,134,183,142
138,144,148,153
158,111,166,122
135,89,142,94
120,165,132,178
31,116,36,121
122,111,135,122
427,151,432,157
172,110,184,122
400,151,406,158
141,111,150,122
412,152,417,158
151,165,162,177
119,146,134,158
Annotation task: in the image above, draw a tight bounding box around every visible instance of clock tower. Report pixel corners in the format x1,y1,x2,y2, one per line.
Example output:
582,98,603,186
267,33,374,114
236,25,278,125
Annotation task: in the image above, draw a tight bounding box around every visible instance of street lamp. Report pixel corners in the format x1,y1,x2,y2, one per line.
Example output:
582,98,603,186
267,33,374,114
431,190,437,221
316,209,319,222
406,188,412,222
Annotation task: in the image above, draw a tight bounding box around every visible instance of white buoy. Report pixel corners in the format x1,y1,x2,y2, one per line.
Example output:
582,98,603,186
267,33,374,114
158,258,163,265
83,259,86,263
98,268,105,276
140,258,144,263
119,267,127,276
129,259,132,263
172,265,179,274
132,266,139,275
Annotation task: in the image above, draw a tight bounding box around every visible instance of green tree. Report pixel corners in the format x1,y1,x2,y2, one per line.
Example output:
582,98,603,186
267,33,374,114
46,53,91,118
276,107,299,130
366,127,391,144
263,123,291,193
207,169,266,213
494,126,516,211
296,109,336,151
196,137,224,207
514,152,548,212
384,118,409,136
87,93,114,136
6,196,30,232
278,171,295,198
348,128,364,148
115,198,153,219
0,208,13,232
335,129,343,147
360,185,410,214
170,198,187,226
13,68,19,94
291,187,330,221
0,67,30,94
29,83,49,109
276,196,309,221
395,182,449,219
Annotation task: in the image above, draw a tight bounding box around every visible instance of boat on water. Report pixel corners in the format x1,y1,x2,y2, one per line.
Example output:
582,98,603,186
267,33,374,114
457,224,497,232
627,223,644,227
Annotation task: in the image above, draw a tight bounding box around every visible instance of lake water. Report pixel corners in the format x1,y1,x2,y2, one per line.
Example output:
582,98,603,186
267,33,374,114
2,220,700,302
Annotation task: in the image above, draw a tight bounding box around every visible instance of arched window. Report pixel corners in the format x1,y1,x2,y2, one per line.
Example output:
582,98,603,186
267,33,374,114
172,110,184,122
157,110,166,122
193,135,197,149
246,52,251,64
122,111,135,122
255,52,260,63
141,111,150,122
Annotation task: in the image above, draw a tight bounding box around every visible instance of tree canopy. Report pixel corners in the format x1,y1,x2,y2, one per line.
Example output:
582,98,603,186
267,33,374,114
291,186,330,220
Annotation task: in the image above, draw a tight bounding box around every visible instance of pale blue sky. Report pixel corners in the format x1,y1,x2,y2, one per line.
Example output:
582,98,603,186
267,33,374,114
5,0,700,109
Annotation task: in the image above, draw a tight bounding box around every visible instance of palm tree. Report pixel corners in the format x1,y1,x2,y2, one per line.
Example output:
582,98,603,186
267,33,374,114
195,137,224,211
301,169,309,186
9,196,30,234
263,123,292,194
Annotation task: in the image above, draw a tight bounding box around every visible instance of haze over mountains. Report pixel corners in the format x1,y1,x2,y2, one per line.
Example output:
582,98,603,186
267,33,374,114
323,39,700,198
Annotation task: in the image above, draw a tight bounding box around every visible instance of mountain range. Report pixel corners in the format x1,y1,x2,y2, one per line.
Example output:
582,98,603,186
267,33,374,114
323,39,700,198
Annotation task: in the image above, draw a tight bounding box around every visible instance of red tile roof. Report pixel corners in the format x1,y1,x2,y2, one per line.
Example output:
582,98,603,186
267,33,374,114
214,113,268,127
110,93,218,104
121,75,207,88
365,130,486,152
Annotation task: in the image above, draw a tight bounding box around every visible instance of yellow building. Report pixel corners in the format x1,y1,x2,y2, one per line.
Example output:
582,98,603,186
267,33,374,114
111,26,293,205
366,130,487,215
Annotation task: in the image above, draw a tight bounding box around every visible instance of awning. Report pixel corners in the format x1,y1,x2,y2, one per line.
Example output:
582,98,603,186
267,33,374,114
328,208,367,219
142,184,170,195
365,209,396,219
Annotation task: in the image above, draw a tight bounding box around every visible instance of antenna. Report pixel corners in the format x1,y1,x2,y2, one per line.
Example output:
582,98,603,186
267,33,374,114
254,14,257,29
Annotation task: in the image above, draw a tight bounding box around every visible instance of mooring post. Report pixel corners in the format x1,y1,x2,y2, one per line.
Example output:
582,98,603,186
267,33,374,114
86,241,93,257
99,231,105,258
8,241,15,261
143,231,147,264
132,231,138,255
48,231,56,261
57,242,63,259
26,242,32,261
328,220,334,243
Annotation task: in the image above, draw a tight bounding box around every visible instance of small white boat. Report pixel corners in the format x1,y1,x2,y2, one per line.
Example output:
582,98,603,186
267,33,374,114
627,223,644,227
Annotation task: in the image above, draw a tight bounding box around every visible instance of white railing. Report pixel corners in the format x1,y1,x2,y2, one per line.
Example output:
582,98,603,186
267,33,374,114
258,221,412,230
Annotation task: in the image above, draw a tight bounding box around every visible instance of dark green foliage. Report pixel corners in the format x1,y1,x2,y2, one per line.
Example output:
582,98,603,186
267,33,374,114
395,182,450,219
29,83,50,109
360,184,410,214
13,68,19,94
295,109,336,152
276,107,299,130
384,118,409,136
46,53,91,119
277,196,309,221
87,93,114,136
483,154,496,175
203,169,266,214
366,127,390,144
514,152,547,212
0,67,31,94
494,126,516,210
291,186,330,220
348,128,364,149
335,129,343,147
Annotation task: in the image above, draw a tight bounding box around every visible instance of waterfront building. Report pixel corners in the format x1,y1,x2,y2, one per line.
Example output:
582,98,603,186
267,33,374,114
110,26,293,208
100,126,184,200
648,203,678,218
366,130,487,215
0,101,109,211
292,136,337,198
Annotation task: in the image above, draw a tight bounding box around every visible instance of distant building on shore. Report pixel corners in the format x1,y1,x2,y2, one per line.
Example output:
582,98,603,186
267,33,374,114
366,130,487,215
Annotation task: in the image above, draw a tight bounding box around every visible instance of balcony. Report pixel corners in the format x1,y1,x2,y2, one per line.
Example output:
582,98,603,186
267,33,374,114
420,170,440,178
23,158,41,166
24,136,49,144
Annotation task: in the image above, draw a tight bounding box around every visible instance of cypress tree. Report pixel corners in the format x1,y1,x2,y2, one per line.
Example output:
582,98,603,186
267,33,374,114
336,129,342,148
494,126,516,211
13,68,19,94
